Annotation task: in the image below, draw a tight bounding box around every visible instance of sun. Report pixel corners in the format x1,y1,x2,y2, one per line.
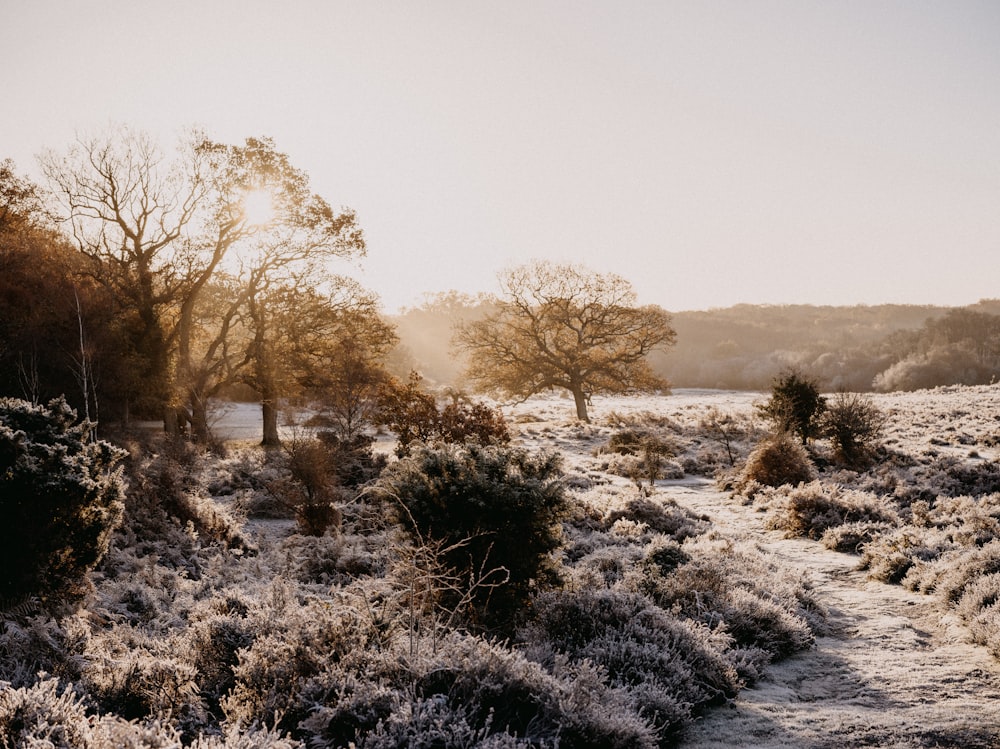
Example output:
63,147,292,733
242,188,275,226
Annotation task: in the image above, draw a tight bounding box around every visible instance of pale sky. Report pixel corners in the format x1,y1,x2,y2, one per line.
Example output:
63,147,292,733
2,1,998,313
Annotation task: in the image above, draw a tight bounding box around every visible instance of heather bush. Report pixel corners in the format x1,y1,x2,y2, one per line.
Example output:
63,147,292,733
0,397,125,607
373,443,568,631
738,431,816,489
523,588,740,745
379,372,510,456
958,574,1000,657
859,527,955,585
908,540,1000,603
821,520,895,553
766,481,898,540
296,633,657,749
633,538,822,661
821,391,888,468
0,677,301,748
603,494,709,541
755,369,826,444
0,678,95,748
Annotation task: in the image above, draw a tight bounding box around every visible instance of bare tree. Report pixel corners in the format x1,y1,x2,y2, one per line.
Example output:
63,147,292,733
40,126,206,428
179,137,368,443
455,261,676,422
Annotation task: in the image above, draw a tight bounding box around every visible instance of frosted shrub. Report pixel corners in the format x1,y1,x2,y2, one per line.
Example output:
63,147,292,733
296,633,657,749
821,391,887,468
0,397,125,606
124,444,249,553
0,615,86,688
603,494,709,541
82,645,205,726
859,527,955,585
523,589,740,745
267,438,345,536
821,520,895,553
958,574,1000,657
633,537,824,662
920,539,1000,603
0,678,93,748
767,481,898,540
738,432,816,489
374,443,568,631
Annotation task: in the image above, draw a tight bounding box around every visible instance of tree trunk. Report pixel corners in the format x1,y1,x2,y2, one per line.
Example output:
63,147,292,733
261,397,280,447
189,394,210,443
571,386,590,423
164,404,179,437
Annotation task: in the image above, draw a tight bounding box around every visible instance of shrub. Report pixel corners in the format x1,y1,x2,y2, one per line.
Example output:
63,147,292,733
374,443,567,631
603,495,709,542
822,392,888,468
124,443,250,552
633,540,822,661
738,432,816,489
821,520,894,553
297,633,657,749
379,372,510,456
767,482,898,540
0,397,125,606
315,431,387,487
523,589,740,745
755,369,826,444
266,438,345,536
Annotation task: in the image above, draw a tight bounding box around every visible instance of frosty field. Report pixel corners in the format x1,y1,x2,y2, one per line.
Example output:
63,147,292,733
3,385,1000,748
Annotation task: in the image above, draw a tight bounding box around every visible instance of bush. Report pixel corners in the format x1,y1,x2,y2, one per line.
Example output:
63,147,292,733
0,397,125,606
523,589,740,745
767,482,898,540
379,372,510,456
266,438,345,536
738,432,816,489
603,495,709,542
821,392,888,468
374,443,567,631
755,369,826,444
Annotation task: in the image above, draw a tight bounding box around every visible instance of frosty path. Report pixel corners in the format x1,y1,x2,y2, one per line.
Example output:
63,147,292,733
667,481,1000,749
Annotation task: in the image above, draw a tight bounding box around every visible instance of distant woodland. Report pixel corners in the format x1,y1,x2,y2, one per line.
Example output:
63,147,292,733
391,296,1000,394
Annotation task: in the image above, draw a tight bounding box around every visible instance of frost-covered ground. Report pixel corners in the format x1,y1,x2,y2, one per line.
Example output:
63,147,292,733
7,386,1000,747
505,385,1000,748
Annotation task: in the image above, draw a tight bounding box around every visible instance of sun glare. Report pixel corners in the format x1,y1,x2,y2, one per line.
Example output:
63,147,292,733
242,189,275,226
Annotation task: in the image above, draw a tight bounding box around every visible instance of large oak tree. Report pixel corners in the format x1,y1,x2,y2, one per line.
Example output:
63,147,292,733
455,261,676,422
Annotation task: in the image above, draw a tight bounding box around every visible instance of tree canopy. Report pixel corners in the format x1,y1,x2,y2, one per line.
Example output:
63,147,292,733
455,262,676,421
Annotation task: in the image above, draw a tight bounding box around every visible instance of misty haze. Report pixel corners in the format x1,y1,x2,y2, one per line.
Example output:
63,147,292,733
2,2,1000,747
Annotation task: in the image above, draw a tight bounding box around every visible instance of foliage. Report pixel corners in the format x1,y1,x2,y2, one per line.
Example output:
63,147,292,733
603,495,709,541
523,589,741,745
277,282,398,444
738,432,816,489
455,261,676,422
0,397,125,606
265,438,346,536
755,369,827,444
374,443,567,631
821,391,888,467
379,372,510,456
766,481,899,540
873,309,1000,392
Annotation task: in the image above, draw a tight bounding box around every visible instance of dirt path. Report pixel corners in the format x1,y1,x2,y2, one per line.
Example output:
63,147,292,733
666,481,1000,749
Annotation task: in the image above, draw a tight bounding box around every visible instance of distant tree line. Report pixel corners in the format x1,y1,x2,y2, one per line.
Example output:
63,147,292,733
393,298,1000,393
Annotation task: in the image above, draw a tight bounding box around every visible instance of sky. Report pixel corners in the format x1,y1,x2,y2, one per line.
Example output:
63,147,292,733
2,1,998,313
